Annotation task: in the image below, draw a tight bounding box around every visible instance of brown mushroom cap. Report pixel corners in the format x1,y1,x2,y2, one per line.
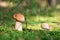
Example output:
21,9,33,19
13,13,25,22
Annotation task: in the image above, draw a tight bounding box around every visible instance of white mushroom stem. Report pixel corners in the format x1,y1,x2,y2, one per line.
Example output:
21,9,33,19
15,21,22,31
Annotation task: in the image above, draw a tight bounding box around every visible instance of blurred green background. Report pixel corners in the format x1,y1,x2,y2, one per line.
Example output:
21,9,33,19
0,0,60,40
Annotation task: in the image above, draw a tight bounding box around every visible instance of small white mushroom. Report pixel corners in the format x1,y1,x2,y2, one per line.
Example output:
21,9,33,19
41,23,50,30
13,13,25,31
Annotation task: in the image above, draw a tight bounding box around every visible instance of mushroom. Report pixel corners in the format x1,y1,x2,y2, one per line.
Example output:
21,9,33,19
13,13,25,31
41,23,50,30
0,1,15,7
